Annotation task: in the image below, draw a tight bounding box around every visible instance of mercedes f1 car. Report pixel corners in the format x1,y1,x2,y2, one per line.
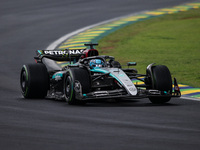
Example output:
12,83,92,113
20,43,181,105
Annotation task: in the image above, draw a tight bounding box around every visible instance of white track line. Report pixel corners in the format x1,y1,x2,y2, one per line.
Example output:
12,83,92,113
180,97,200,101
46,11,147,50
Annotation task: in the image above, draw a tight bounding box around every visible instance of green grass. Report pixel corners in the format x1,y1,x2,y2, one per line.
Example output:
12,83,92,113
99,8,200,87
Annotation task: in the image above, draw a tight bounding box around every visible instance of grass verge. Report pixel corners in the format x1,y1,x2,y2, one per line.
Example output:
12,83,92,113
99,8,200,87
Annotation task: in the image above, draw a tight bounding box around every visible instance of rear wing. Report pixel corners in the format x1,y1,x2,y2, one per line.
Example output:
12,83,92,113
35,49,85,61
84,43,98,49
34,43,99,62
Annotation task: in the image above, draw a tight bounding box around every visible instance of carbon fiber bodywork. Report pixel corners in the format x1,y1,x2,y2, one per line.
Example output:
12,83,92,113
31,45,181,103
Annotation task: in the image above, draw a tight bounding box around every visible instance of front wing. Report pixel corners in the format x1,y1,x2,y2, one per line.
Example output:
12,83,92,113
75,88,181,100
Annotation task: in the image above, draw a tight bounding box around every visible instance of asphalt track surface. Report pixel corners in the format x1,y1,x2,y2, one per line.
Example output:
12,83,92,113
0,0,200,150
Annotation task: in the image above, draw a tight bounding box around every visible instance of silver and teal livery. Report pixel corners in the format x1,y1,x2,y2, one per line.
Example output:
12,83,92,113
20,43,181,105
91,68,137,96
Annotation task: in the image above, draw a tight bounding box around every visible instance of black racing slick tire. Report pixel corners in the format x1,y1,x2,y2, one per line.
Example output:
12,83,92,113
148,65,172,104
64,67,91,105
20,63,49,98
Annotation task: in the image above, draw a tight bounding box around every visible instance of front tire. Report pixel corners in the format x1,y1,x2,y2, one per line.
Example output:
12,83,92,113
147,65,172,104
64,68,91,105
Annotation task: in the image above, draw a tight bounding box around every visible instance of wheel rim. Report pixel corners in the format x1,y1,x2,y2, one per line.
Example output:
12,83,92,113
65,76,72,100
66,84,70,98
20,70,27,92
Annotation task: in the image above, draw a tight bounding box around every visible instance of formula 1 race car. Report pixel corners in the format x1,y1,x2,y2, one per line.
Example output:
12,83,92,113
20,43,181,105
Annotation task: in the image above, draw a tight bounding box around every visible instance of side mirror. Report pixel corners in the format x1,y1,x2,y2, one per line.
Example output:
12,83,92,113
127,62,137,66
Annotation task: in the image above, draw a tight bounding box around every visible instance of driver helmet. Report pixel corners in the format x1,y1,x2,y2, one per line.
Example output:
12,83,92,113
89,59,104,69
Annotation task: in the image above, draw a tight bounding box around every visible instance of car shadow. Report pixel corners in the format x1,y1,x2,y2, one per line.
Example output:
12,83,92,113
75,98,181,107
17,97,180,107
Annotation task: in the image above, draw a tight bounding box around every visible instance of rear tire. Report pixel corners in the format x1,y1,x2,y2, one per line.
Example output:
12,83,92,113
148,65,172,104
20,63,49,98
64,68,91,105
